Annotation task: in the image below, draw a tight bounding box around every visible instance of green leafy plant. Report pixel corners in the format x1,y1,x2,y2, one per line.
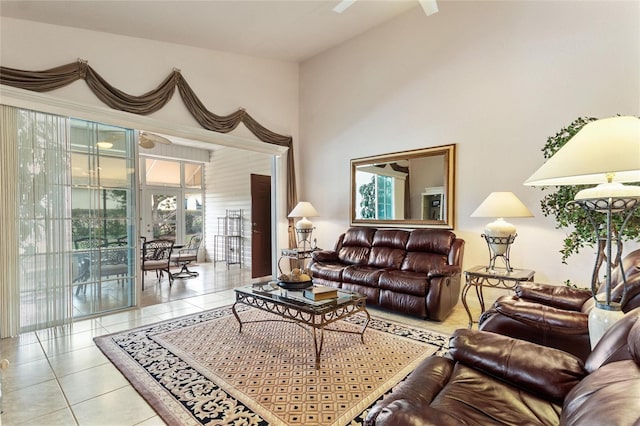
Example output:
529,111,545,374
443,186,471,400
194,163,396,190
538,116,640,263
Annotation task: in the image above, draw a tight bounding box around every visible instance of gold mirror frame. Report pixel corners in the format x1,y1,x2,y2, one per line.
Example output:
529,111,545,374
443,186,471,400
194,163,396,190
350,144,456,229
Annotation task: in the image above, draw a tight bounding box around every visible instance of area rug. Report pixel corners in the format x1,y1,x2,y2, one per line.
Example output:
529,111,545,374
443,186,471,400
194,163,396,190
94,305,450,426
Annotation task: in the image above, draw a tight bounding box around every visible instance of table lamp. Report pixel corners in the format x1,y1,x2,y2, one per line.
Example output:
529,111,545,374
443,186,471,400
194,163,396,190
471,192,533,272
288,201,319,248
524,115,640,347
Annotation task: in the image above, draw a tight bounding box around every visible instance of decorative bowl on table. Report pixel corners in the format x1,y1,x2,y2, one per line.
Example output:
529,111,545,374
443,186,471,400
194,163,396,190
277,269,312,290
277,280,313,290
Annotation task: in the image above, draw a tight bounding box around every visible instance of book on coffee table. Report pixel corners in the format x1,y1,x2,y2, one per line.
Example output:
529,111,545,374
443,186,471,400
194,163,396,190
304,285,338,301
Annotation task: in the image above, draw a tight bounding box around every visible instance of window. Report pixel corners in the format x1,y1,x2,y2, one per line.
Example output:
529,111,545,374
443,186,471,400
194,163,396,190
141,157,204,243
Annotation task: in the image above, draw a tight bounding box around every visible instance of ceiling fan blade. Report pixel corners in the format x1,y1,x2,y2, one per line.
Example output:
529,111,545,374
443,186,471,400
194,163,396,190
139,131,172,149
419,0,438,16
333,0,357,14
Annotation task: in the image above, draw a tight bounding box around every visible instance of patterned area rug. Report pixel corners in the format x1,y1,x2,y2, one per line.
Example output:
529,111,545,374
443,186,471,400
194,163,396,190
94,305,449,426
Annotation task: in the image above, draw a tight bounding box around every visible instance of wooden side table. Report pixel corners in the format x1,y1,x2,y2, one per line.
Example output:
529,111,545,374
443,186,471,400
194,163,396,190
462,265,535,328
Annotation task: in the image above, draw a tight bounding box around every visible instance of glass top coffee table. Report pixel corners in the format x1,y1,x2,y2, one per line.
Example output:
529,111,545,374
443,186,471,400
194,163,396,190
232,282,370,369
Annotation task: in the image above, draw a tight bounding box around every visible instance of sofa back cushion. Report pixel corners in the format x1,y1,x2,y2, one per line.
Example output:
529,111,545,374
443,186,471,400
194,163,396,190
368,229,410,269
338,227,376,265
402,230,455,273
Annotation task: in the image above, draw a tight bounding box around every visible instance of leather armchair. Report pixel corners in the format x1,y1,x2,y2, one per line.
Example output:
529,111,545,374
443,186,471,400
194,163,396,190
365,307,640,426
479,249,640,362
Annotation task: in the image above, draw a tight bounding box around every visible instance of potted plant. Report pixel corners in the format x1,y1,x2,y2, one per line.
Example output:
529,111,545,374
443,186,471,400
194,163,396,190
537,116,640,264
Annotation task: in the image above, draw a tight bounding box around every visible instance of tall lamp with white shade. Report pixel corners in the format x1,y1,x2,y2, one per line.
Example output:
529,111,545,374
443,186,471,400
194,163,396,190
524,116,640,347
288,201,319,250
471,192,533,272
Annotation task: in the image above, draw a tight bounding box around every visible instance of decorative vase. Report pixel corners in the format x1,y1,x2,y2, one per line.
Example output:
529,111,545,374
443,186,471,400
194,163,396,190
588,303,624,348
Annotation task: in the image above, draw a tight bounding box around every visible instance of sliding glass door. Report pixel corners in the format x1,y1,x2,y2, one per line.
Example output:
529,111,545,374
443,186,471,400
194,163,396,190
1,107,138,336
70,119,137,317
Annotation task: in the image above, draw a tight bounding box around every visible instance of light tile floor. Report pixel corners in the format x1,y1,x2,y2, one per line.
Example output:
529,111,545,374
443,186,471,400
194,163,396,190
0,262,501,425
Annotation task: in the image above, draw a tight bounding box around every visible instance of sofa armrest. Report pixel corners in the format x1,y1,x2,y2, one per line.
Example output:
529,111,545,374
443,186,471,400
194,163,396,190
427,265,460,278
491,296,589,333
449,329,586,404
516,282,591,311
364,356,460,426
311,250,339,263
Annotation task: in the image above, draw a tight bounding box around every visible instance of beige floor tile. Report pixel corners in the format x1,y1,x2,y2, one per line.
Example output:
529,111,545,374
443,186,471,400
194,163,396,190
26,407,77,426
3,357,56,393
135,415,168,426
58,363,129,405
71,386,156,426
47,346,109,377
0,340,46,367
1,379,68,425
41,328,112,357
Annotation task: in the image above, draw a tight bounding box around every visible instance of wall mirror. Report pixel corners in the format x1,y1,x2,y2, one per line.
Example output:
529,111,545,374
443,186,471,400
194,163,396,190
350,144,456,229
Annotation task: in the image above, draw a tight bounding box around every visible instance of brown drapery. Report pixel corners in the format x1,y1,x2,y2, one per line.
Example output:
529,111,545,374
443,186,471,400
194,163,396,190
1,59,298,247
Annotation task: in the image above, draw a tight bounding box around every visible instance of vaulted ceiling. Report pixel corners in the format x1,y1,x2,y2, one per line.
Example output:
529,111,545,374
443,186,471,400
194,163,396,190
0,0,421,62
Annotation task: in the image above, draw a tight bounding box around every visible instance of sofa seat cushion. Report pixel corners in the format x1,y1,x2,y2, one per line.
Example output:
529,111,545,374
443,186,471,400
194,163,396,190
379,270,428,296
343,265,384,287
309,262,347,282
430,363,562,425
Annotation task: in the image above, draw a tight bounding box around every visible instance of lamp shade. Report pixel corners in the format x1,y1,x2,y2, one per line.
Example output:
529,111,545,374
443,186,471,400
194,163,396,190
471,192,533,219
524,116,640,187
288,202,319,219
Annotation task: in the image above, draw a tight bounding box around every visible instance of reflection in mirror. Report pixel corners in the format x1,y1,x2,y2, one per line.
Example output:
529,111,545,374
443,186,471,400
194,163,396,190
351,144,456,229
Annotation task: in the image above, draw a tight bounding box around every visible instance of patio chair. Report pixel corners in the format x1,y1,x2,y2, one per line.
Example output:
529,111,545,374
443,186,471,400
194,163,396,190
100,241,129,285
171,234,202,279
73,237,107,295
141,239,174,290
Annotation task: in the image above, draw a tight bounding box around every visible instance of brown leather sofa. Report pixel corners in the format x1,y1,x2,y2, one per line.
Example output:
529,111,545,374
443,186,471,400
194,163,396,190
309,227,465,320
365,307,640,426
478,249,640,362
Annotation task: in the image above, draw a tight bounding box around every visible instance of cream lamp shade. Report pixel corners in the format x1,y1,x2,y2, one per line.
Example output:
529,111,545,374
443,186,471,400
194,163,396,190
471,191,533,246
288,201,319,231
524,116,640,199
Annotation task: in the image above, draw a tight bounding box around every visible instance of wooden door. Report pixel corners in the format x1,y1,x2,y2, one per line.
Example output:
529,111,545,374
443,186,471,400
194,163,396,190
251,174,272,278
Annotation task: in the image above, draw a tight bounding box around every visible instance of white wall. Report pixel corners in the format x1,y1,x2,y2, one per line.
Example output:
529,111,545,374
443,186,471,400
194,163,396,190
299,1,640,285
0,16,298,151
204,147,272,267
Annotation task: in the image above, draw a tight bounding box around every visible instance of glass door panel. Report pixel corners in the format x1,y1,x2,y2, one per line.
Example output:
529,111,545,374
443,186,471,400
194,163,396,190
185,192,203,240
144,191,180,241
70,119,136,317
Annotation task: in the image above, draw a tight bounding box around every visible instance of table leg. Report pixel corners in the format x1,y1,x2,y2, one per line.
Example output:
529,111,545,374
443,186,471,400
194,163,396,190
312,326,324,370
461,279,474,328
232,302,243,333
360,309,371,343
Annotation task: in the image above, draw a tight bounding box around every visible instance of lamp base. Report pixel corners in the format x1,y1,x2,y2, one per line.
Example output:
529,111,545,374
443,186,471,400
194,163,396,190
588,302,624,348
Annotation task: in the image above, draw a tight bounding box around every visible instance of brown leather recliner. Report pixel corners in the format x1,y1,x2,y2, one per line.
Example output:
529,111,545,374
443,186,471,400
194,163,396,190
365,307,640,426
478,249,640,362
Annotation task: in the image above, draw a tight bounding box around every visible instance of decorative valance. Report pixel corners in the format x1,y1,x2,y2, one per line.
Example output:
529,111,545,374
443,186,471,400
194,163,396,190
1,59,298,241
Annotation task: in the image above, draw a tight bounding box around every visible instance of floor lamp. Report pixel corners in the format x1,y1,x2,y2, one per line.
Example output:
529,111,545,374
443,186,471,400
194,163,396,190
524,116,640,347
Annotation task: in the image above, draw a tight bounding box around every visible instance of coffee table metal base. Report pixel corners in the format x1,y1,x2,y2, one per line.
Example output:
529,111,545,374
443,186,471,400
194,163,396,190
232,291,370,369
